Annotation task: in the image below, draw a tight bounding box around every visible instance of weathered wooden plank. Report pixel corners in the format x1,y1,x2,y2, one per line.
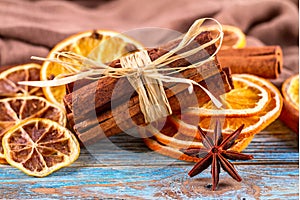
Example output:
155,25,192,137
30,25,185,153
74,151,299,167
0,119,298,199
70,119,298,167
0,164,298,199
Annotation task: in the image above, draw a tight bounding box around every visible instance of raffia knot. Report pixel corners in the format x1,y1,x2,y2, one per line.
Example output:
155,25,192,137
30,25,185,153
120,50,171,123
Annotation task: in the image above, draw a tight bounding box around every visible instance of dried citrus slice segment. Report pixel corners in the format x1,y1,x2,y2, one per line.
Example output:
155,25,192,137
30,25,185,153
142,131,254,163
280,74,299,133
141,117,254,162
172,74,282,150
282,74,299,111
2,118,79,177
0,96,66,163
41,30,144,106
184,75,270,117
143,137,202,163
203,24,246,49
141,74,282,162
0,63,43,98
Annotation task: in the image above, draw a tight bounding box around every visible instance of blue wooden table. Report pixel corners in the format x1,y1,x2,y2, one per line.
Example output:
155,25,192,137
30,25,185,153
0,119,298,199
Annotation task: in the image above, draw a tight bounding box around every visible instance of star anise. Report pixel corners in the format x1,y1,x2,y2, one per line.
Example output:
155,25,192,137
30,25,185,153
181,119,253,191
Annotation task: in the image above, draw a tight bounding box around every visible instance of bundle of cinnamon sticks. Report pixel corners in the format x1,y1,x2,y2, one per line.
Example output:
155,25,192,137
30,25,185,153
64,31,283,145
64,32,233,144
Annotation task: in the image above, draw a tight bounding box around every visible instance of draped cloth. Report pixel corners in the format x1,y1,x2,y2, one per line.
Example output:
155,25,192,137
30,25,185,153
0,0,298,85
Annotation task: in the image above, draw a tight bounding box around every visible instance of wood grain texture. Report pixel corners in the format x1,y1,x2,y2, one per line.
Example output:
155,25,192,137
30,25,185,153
0,119,298,199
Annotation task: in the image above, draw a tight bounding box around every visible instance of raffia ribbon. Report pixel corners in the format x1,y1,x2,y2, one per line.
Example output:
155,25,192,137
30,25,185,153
120,50,172,123
20,18,224,123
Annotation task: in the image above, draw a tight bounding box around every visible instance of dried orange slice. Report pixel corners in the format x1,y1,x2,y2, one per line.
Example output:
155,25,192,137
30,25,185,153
142,125,254,162
282,74,299,111
142,74,282,161
171,74,282,150
41,30,144,106
0,96,66,163
2,118,79,177
204,24,246,49
184,75,270,117
142,136,202,162
280,74,299,133
0,63,43,98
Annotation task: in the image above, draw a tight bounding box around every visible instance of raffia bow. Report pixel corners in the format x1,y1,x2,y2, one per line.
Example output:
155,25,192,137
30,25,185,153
20,18,224,123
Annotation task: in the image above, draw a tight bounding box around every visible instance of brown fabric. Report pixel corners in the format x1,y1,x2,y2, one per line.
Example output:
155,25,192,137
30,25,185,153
0,0,298,85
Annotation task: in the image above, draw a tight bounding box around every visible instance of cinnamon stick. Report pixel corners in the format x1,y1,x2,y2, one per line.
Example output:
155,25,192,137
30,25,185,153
74,70,232,144
217,46,283,79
